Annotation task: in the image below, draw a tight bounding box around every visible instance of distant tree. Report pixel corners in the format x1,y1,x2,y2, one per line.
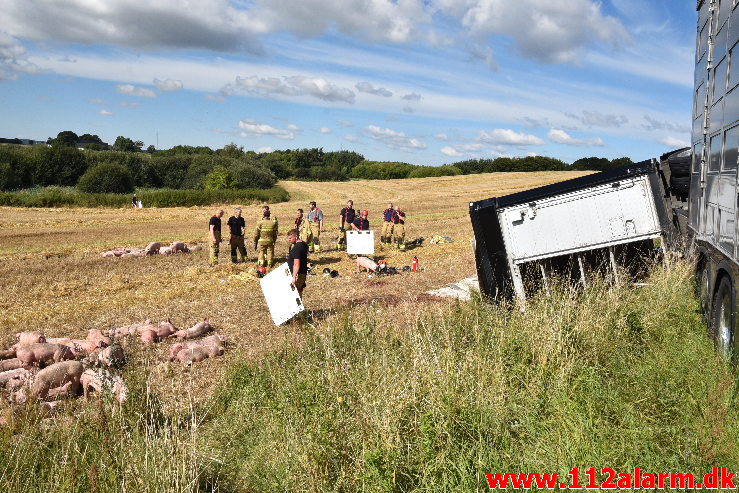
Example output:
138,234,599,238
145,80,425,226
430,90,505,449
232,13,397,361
218,142,244,158
203,166,237,190
77,163,135,193
147,145,156,153
53,131,79,147
83,143,103,151
610,157,633,168
570,157,612,171
112,136,139,152
79,133,103,144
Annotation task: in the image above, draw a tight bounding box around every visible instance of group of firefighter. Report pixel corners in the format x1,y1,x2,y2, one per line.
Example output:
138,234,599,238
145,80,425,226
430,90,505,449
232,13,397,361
207,200,407,268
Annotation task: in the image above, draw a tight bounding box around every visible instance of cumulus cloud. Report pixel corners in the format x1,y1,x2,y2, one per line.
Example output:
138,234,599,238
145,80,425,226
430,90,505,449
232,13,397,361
569,110,628,128
98,109,113,116
403,106,414,113
365,125,427,152
548,128,604,146
319,127,332,134
0,31,41,80
356,81,393,97
642,115,691,133
0,1,267,53
522,116,553,129
441,146,463,157
455,0,629,64
227,75,355,103
153,78,183,92
256,146,274,153
476,128,545,146
660,136,690,148
239,119,294,139
116,84,157,98
287,123,301,131
401,92,422,101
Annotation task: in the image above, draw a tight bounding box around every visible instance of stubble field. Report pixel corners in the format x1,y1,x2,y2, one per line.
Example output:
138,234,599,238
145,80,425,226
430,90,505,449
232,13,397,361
0,171,589,408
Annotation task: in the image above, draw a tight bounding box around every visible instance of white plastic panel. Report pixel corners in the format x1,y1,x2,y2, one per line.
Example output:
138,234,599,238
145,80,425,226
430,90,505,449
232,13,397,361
260,262,304,325
499,176,661,263
346,230,375,255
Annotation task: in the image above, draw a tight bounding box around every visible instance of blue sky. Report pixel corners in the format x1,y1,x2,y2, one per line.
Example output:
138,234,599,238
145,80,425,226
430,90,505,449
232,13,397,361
0,0,697,165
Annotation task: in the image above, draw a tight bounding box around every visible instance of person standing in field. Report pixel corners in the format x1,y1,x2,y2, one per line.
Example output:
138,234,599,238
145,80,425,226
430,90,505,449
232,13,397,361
351,209,370,231
392,205,406,251
305,201,324,253
253,208,278,268
287,229,308,298
208,208,224,266
227,207,247,263
294,208,305,240
381,202,395,247
337,199,356,250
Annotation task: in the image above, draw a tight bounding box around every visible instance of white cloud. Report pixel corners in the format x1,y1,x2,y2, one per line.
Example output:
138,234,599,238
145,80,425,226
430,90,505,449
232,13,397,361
642,115,691,133
287,123,301,131
98,109,113,116
441,146,463,157
660,136,690,148
434,134,449,141
365,125,427,152
153,78,183,92
568,110,628,128
116,84,156,98
239,119,294,139
227,74,355,103
256,146,274,153
476,128,545,146
455,0,629,64
319,127,332,134
0,31,41,80
355,81,393,97
548,128,605,146
205,93,225,102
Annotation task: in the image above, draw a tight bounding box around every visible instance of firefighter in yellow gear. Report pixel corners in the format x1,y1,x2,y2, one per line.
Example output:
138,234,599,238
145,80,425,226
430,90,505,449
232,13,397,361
305,201,324,253
392,206,406,251
253,209,278,268
380,202,394,247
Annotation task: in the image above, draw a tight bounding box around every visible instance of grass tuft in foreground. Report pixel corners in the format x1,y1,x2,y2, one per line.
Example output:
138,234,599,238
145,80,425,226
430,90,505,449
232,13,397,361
206,261,739,491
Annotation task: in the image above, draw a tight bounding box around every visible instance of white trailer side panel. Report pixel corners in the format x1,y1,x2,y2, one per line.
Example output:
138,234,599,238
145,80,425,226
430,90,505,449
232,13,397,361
499,175,661,263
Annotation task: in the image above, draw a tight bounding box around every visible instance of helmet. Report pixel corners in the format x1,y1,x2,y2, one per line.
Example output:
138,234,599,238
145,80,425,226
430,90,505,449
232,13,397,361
330,270,339,278
322,267,331,275
361,210,368,216
256,266,267,277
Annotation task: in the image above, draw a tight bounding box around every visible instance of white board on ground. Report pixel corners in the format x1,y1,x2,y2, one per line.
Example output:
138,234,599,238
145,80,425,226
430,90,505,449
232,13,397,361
346,230,375,255
260,262,305,325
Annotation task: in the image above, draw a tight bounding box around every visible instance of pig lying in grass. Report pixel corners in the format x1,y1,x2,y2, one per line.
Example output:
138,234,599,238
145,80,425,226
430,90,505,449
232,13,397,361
45,338,107,356
16,343,75,368
0,349,15,361
13,331,46,348
84,344,125,368
0,368,32,390
27,360,84,401
0,358,22,372
109,320,154,339
156,320,177,339
168,334,226,362
175,345,223,365
81,368,127,403
356,256,378,273
86,329,112,347
172,319,212,340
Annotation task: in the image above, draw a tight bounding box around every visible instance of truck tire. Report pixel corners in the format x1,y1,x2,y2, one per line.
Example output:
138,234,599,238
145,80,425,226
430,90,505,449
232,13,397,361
710,275,735,359
668,149,692,177
696,260,710,320
670,175,690,193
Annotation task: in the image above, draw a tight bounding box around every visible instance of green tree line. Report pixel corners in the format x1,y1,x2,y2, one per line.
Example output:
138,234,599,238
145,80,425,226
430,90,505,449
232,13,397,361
0,130,635,192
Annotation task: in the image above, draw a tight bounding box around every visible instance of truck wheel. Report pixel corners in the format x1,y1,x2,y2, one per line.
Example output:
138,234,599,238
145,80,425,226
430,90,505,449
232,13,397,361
696,261,710,319
710,275,735,359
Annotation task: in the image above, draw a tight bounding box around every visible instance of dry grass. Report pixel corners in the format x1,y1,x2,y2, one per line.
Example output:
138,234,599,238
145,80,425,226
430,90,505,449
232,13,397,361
0,171,591,410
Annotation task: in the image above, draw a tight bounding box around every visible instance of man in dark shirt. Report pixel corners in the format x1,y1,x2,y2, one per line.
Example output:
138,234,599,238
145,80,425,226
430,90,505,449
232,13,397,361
208,208,224,266
287,228,308,297
227,207,247,263
337,199,356,250
351,210,370,231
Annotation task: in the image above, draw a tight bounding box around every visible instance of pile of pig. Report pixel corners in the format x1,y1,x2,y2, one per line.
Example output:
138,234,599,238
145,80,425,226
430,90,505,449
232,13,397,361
0,319,226,417
101,241,202,258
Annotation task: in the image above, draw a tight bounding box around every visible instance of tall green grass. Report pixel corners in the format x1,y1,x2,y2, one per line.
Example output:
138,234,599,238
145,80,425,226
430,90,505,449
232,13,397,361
2,262,739,492
0,186,289,208
207,262,739,491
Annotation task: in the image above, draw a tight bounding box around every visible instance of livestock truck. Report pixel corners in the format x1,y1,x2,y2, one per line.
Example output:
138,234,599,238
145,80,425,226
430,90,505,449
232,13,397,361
470,0,738,356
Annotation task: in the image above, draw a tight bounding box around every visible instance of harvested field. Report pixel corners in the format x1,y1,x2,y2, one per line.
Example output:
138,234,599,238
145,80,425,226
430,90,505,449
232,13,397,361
0,171,591,409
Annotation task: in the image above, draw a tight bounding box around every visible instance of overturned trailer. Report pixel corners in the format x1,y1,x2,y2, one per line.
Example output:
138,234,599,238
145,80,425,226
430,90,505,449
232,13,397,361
469,160,675,301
